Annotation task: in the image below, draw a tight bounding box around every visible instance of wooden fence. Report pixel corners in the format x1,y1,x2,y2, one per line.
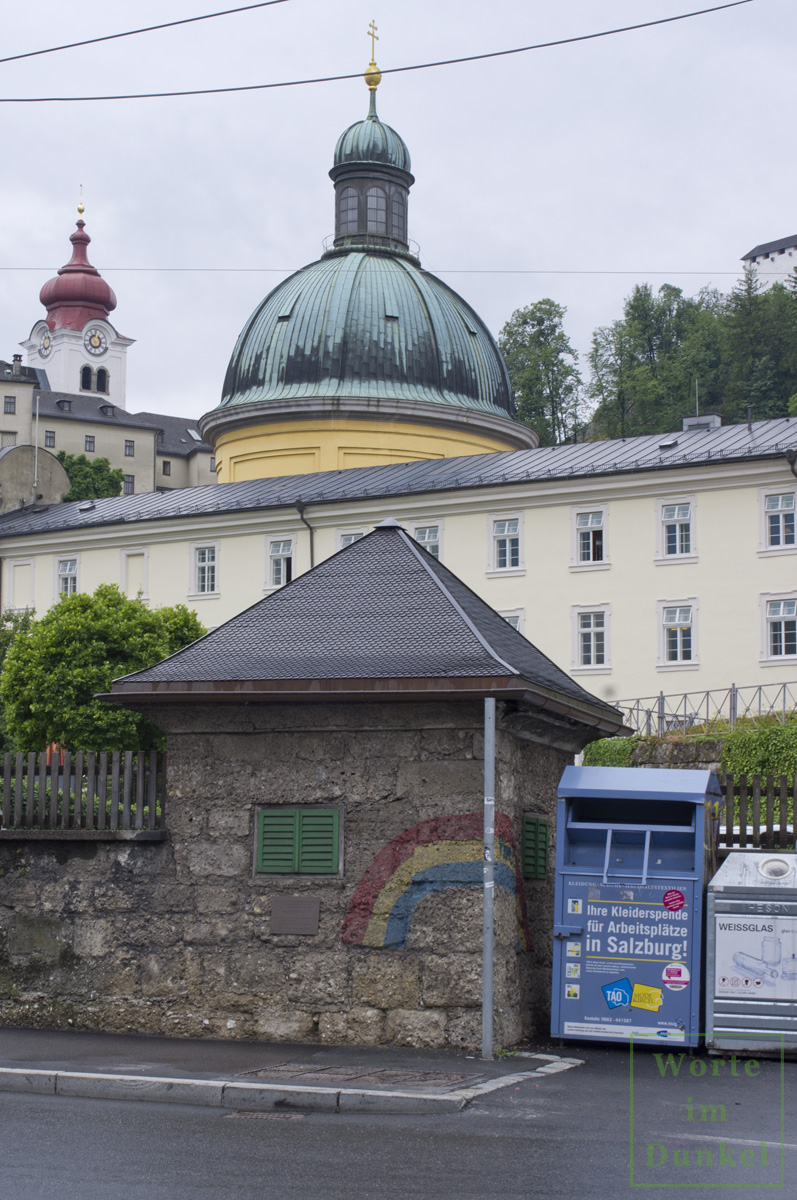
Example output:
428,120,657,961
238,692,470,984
0,750,166,840
717,774,795,854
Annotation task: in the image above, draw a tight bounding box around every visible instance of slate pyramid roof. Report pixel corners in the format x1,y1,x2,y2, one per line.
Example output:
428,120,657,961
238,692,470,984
108,521,623,734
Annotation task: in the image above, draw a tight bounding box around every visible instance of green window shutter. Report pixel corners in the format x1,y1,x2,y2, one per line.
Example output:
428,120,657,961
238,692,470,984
522,815,549,880
298,809,339,875
256,808,339,875
257,810,299,873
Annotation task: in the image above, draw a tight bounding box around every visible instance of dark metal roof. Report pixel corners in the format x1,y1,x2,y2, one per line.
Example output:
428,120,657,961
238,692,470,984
27,392,211,457
217,249,514,419
0,416,794,541
742,235,797,260
109,522,622,729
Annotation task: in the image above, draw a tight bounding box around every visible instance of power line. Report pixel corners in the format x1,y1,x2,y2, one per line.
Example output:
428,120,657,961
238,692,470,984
0,1,755,104
0,1,291,67
1,267,791,277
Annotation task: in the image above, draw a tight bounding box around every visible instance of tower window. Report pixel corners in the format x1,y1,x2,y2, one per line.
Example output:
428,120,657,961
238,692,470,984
80,366,92,390
366,187,387,235
391,193,406,241
96,368,108,393
338,187,359,235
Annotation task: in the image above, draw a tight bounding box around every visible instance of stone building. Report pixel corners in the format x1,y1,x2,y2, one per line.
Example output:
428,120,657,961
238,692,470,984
0,522,623,1049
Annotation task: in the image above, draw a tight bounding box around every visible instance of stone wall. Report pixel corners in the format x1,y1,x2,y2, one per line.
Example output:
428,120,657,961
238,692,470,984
0,700,569,1050
627,737,725,773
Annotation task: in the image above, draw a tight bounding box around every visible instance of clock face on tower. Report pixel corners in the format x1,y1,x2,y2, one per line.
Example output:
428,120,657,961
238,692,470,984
38,330,52,358
84,327,108,356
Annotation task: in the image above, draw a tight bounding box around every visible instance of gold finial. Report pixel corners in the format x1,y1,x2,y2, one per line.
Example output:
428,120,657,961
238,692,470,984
364,19,381,90
77,184,85,218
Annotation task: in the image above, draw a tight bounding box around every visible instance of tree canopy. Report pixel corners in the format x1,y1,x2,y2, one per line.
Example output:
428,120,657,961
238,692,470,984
587,272,797,439
0,585,206,751
499,299,584,445
56,452,125,501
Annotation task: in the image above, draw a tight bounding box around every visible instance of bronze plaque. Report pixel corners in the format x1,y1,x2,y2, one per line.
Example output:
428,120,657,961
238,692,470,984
270,896,321,935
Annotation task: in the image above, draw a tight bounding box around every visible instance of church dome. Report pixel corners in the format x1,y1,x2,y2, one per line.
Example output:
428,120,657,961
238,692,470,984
39,219,117,332
219,250,514,418
200,67,537,481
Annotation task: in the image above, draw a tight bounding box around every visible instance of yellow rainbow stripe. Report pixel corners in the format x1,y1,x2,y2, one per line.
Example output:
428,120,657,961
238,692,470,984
362,837,515,948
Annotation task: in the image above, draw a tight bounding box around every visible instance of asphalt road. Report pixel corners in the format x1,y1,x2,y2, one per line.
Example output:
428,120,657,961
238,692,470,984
1,1044,792,1199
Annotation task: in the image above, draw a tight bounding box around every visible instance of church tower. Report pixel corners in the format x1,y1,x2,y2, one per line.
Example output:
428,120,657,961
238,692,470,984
21,205,134,408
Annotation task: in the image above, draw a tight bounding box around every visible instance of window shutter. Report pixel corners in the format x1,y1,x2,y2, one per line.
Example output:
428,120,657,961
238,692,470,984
256,809,339,875
298,810,339,875
522,815,549,880
257,810,299,873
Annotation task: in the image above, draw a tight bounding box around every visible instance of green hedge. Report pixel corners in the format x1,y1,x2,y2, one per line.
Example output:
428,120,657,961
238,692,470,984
583,737,637,767
583,723,797,781
721,720,797,781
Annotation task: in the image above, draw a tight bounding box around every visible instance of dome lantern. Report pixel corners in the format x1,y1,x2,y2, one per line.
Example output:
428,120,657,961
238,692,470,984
329,70,414,254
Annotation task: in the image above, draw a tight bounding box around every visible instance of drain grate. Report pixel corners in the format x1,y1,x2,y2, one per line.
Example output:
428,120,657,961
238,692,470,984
235,1064,484,1089
226,1111,305,1120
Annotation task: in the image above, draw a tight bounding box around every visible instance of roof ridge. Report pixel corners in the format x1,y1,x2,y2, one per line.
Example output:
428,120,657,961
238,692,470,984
395,527,519,676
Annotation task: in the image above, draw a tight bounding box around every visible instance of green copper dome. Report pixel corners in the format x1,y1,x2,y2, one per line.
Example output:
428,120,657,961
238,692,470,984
218,250,515,417
334,92,412,174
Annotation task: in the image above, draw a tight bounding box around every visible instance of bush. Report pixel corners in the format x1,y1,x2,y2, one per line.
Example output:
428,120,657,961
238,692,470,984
582,736,637,767
721,719,797,781
1,585,205,751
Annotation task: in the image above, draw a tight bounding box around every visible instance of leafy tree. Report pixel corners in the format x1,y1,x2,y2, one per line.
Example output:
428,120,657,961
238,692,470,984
0,609,34,751
56,452,125,501
0,585,206,751
587,275,797,438
499,299,585,445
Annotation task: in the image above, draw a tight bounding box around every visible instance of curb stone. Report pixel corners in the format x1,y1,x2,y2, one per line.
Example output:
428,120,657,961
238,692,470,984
0,1054,583,1115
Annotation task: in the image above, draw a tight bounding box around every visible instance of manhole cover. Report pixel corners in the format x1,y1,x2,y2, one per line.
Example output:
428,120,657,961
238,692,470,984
235,1064,484,1089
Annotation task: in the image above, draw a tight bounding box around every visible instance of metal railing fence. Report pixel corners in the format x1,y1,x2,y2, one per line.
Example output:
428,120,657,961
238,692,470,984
619,682,797,737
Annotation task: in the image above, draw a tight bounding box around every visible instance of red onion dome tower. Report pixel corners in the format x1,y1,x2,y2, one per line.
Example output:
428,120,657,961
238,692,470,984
39,217,117,332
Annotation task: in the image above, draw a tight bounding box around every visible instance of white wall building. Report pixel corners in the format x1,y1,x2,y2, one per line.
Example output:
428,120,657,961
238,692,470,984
0,414,794,713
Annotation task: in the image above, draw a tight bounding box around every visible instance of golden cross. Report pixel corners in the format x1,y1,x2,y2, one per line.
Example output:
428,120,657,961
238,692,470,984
368,19,379,60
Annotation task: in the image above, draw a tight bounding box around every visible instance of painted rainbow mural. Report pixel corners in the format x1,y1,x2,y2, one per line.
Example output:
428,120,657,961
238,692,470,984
341,813,531,950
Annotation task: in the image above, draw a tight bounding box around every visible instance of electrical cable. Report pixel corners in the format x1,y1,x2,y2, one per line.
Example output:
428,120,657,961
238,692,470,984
0,1,755,104
0,1,291,67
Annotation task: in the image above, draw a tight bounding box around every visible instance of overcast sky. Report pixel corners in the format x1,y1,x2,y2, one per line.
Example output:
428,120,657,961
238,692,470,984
0,0,793,421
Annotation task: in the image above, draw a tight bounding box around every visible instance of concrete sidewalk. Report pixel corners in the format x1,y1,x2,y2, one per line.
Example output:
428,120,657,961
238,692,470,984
0,1027,583,1114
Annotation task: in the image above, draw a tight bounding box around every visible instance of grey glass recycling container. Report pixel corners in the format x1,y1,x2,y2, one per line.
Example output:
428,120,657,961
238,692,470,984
552,765,720,1048
706,852,797,1055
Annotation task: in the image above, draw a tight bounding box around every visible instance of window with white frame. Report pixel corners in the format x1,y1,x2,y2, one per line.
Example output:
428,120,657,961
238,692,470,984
413,525,440,559
571,506,609,568
339,531,365,548
491,516,522,572
766,598,797,658
765,493,795,549
193,544,218,595
577,511,604,563
662,605,694,664
572,605,610,671
57,557,78,597
268,538,293,587
662,502,692,556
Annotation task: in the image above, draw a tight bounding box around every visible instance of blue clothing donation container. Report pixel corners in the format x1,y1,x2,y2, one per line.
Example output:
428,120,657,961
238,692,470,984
551,766,720,1048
